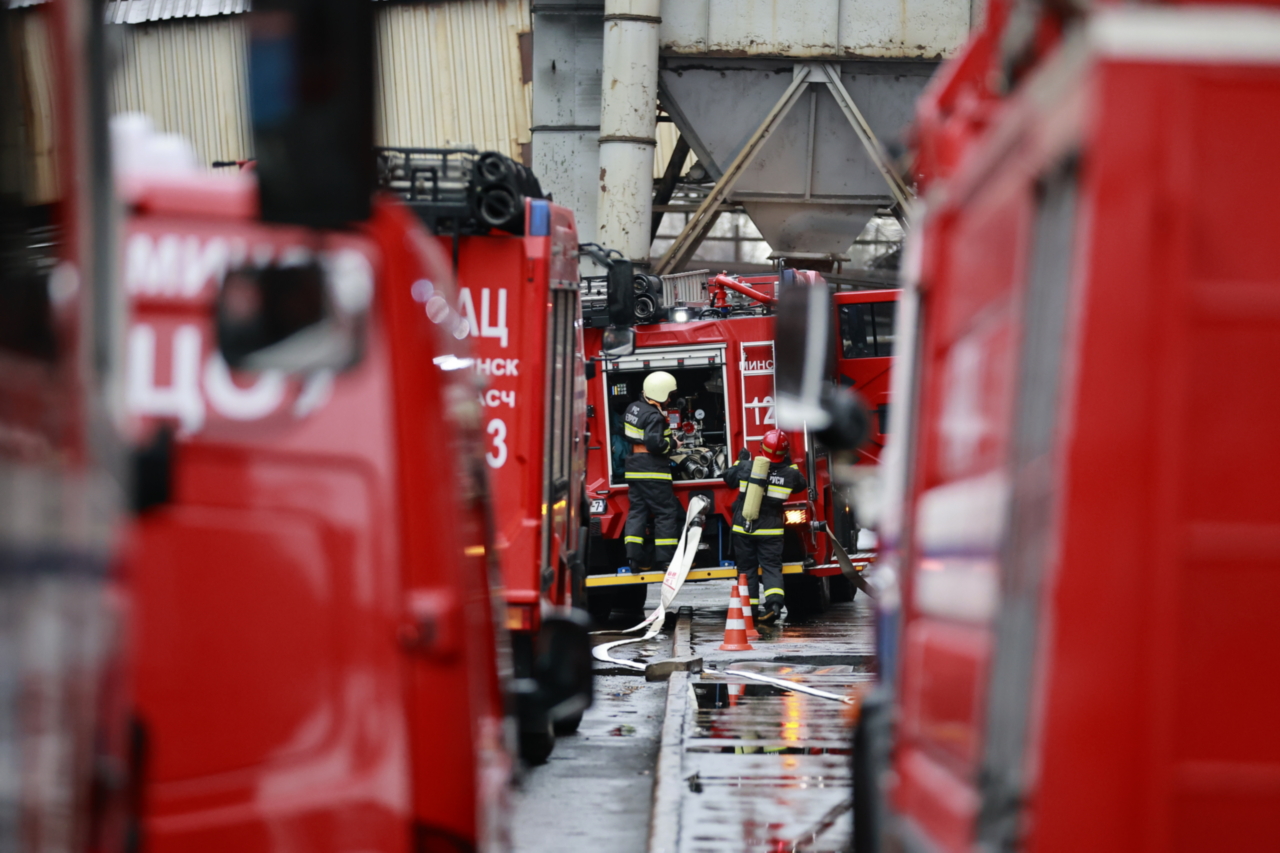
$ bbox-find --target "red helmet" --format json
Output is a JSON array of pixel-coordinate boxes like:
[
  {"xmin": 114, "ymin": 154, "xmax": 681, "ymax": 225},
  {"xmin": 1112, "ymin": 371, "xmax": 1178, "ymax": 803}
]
[{"xmin": 761, "ymin": 429, "xmax": 789, "ymax": 463}]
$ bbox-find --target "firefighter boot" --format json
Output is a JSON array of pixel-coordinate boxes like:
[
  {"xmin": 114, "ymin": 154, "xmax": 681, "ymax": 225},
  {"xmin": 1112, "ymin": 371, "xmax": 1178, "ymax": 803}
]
[{"xmin": 757, "ymin": 599, "xmax": 784, "ymax": 626}]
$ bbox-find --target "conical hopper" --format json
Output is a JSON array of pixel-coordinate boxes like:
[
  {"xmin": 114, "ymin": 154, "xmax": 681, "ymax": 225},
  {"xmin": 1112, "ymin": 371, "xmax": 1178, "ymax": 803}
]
[{"xmin": 659, "ymin": 59, "xmax": 935, "ymax": 256}]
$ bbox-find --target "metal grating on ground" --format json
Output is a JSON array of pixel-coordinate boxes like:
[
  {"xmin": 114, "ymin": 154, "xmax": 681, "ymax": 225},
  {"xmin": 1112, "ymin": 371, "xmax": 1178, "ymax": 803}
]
[{"xmin": 670, "ymin": 583, "xmax": 875, "ymax": 853}]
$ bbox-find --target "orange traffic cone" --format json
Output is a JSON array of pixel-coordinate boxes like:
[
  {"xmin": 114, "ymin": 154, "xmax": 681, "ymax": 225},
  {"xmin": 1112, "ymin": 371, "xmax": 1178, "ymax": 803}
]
[
  {"xmin": 727, "ymin": 682, "xmax": 745, "ymax": 707},
  {"xmin": 719, "ymin": 582, "xmax": 755, "ymax": 651},
  {"xmin": 738, "ymin": 573, "xmax": 760, "ymax": 639}
]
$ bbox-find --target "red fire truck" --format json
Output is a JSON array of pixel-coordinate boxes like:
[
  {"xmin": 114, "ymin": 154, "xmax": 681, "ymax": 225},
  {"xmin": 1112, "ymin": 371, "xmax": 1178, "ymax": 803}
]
[
  {"xmin": 123, "ymin": 176, "xmax": 518, "ymax": 853},
  {"xmin": 581, "ymin": 269, "xmax": 893, "ymax": 620},
  {"xmin": 120, "ymin": 3, "xmax": 589, "ymax": 850},
  {"xmin": 842, "ymin": 1, "xmax": 1280, "ymax": 850},
  {"xmin": 376, "ymin": 147, "xmax": 591, "ymax": 762},
  {"xmin": 0, "ymin": 1, "xmax": 134, "ymax": 849}
]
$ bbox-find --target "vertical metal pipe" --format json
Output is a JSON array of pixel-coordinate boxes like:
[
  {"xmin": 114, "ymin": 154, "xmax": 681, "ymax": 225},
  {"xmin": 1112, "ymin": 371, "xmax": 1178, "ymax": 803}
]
[
  {"xmin": 596, "ymin": 0, "xmax": 660, "ymax": 263},
  {"xmin": 531, "ymin": 6, "xmax": 604, "ymax": 258}
]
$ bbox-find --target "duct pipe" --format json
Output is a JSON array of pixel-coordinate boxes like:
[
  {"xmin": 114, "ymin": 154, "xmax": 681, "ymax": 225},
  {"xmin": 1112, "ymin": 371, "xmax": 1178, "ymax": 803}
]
[
  {"xmin": 710, "ymin": 274, "xmax": 777, "ymax": 307},
  {"xmin": 596, "ymin": 0, "xmax": 660, "ymax": 264}
]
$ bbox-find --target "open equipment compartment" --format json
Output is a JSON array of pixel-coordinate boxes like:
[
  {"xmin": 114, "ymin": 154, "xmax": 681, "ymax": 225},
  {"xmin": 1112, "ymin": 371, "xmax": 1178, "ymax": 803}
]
[{"xmin": 601, "ymin": 344, "xmax": 731, "ymax": 487}]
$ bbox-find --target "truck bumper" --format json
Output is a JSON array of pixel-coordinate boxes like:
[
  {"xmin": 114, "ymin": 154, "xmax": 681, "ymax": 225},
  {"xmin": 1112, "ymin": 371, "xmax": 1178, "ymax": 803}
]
[{"xmin": 583, "ymin": 554, "xmax": 875, "ymax": 587}]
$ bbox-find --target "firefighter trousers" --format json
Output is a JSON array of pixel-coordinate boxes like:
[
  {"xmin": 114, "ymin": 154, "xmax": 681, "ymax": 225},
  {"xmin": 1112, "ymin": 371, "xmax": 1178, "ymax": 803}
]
[
  {"xmin": 624, "ymin": 454, "xmax": 682, "ymax": 567},
  {"xmin": 732, "ymin": 532, "xmax": 785, "ymax": 607}
]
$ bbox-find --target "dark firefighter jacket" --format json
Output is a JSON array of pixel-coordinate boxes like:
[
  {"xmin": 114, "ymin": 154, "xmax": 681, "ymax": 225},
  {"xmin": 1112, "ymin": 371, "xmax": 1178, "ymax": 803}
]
[
  {"xmin": 723, "ymin": 455, "xmax": 808, "ymax": 535},
  {"xmin": 623, "ymin": 399, "xmax": 678, "ymax": 457}
]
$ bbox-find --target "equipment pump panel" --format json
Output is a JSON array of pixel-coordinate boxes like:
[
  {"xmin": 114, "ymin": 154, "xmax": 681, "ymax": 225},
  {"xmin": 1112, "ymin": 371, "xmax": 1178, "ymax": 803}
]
[{"xmin": 602, "ymin": 345, "xmax": 730, "ymax": 486}]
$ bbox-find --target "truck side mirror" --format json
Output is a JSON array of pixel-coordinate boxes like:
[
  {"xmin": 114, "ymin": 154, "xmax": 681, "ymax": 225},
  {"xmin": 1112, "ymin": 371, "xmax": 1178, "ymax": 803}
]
[
  {"xmin": 533, "ymin": 612, "xmax": 594, "ymax": 723},
  {"xmin": 607, "ymin": 259, "xmax": 636, "ymax": 326},
  {"xmin": 248, "ymin": 0, "xmax": 375, "ymax": 228},
  {"xmin": 601, "ymin": 326, "xmax": 635, "ymax": 358},
  {"xmin": 775, "ymin": 277, "xmax": 834, "ymax": 430},
  {"xmin": 215, "ymin": 251, "xmax": 373, "ymax": 372},
  {"xmin": 814, "ymin": 384, "xmax": 871, "ymax": 452}
]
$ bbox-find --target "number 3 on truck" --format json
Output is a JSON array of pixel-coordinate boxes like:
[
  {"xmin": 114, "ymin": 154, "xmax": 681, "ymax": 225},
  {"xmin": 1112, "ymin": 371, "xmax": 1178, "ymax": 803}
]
[{"xmin": 486, "ymin": 418, "xmax": 508, "ymax": 468}]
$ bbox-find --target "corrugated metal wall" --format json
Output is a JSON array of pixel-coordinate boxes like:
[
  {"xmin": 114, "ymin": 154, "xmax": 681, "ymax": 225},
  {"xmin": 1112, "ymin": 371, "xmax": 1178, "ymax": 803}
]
[
  {"xmin": 105, "ymin": 0, "xmax": 251, "ymax": 25},
  {"xmin": 377, "ymin": 0, "xmax": 532, "ymax": 159},
  {"xmin": 110, "ymin": 16, "xmax": 251, "ymax": 166},
  {"xmin": 105, "ymin": 1, "xmax": 674, "ymax": 185},
  {"xmin": 14, "ymin": 7, "xmax": 59, "ymax": 203},
  {"xmin": 654, "ymin": 122, "xmax": 691, "ymax": 180}
]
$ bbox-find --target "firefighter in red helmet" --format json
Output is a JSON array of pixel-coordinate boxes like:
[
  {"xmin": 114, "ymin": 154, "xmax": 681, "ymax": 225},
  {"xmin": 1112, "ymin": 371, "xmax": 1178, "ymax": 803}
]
[{"xmin": 723, "ymin": 429, "xmax": 807, "ymax": 624}]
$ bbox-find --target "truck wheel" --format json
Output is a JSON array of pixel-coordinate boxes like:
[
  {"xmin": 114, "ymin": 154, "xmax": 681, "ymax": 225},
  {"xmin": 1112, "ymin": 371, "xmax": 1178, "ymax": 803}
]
[
  {"xmin": 586, "ymin": 589, "xmax": 613, "ymax": 626},
  {"xmin": 570, "ymin": 568, "xmax": 589, "ymax": 612},
  {"xmin": 572, "ymin": 501, "xmax": 591, "ymax": 612},
  {"xmin": 615, "ymin": 583, "xmax": 648, "ymax": 615},
  {"xmin": 569, "ymin": 526, "xmax": 589, "ymax": 611},
  {"xmin": 785, "ymin": 574, "xmax": 831, "ymax": 620},
  {"xmin": 519, "ymin": 720, "xmax": 555, "ymax": 765},
  {"xmin": 829, "ymin": 574, "xmax": 856, "ymax": 603},
  {"xmin": 553, "ymin": 709, "xmax": 584, "ymax": 735}
]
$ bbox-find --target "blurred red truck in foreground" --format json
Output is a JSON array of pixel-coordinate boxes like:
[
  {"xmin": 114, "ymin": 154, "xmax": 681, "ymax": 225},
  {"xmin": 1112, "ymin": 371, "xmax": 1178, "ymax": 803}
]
[
  {"xmin": 122, "ymin": 171, "xmax": 516, "ymax": 853},
  {"xmin": 116, "ymin": 2, "xmax": 591, "ymax": 850},
  {"xmin": 0, "ymin": 2, "xmax": 132, "ymax": 849},
  {"xmin": 860, "ymin": 3, "xmax": 1280, "ymax": 851}
]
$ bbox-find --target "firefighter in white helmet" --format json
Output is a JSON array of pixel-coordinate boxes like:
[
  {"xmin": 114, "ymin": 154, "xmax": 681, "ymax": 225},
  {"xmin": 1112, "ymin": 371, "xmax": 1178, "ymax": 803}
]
[{"xmin": 622, "ymin": 371, "xmax": 682, "ymax": 572}]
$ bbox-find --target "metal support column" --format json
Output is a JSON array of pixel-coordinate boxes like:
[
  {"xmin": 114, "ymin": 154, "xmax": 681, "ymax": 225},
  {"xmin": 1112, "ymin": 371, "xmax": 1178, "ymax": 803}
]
[{"xmin": 596, "ymin": 0, "xmax": 661, "ymax": 263}]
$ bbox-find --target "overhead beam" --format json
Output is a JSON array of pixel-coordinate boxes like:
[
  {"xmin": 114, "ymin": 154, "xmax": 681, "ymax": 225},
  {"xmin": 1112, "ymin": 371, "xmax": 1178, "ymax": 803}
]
[
  {"xmin": 656, "ymin": 76, "xmax": 723, "ymax": 181},
  {"xmin": 650, "ymin": 134, "xmax": 691, "ymax": 242},
  {"xmin": 819, "ymin": 63, "xmax": 913, "ymax": 212}
]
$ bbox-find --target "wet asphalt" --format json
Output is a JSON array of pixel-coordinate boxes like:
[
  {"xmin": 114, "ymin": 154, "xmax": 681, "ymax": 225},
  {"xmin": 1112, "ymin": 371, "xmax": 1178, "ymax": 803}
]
[
  {"xmin": 511, "ymin": 579, "xmax": 874, "ymax": 853},
  {"xmin": 509, "ymin": 585, "xmax": 668, "ymax": 853}
]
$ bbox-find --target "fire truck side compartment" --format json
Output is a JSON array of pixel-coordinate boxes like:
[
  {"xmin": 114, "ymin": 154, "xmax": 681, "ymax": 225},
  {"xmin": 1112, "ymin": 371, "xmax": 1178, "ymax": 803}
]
[{"xmin": 602, "ymin": 347, "xmax": 731, "ymax": 486}]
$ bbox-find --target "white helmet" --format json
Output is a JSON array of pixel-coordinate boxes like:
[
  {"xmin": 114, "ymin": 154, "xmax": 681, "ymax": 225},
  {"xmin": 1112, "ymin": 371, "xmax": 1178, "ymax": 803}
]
[{"xmin": 643, "ymin": 371, "xmax": 677, "ymax": 404}]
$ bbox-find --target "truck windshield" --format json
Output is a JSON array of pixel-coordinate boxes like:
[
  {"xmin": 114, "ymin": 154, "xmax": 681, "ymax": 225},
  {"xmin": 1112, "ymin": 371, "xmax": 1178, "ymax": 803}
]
[{"xmin": 838, "ymin": 301, "xmax": 895, "ymax": 359}]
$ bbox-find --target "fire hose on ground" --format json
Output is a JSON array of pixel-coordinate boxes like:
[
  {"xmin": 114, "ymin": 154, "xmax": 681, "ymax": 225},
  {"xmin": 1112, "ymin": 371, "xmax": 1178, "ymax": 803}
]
[
  {"xmin": 590, "ymin": 496, "xmax": 876, "ymax": 702},
  {"xmin": 591, "ymin": 496, "xmax": 711, "ymax": 680}
]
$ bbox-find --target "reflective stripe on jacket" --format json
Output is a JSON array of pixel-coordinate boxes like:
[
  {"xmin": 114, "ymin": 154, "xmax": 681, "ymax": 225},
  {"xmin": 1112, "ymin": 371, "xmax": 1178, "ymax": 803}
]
[{"xmin": 624, "ymin": 399, "xmax": 677, "ymax": 456}]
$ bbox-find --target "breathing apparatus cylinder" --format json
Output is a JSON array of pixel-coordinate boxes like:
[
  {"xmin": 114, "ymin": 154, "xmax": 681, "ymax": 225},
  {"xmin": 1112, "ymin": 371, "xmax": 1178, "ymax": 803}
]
[{"xmin": 741, "ymin": 456, "xmax": 771, "ymax": 523}]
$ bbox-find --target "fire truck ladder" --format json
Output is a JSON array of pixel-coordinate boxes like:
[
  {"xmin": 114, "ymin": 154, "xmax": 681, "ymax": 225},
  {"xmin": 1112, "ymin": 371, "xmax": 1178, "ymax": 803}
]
[{"xmin": 740, "ymin": 341, "xmax": 777, "ymax": 443}]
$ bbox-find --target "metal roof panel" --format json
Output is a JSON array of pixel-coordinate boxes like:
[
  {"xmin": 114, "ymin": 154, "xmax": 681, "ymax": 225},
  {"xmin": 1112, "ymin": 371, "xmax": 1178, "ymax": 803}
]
[{"xmin": 105, "ymin": 0, "xmax": 250, "ymax": 25}]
